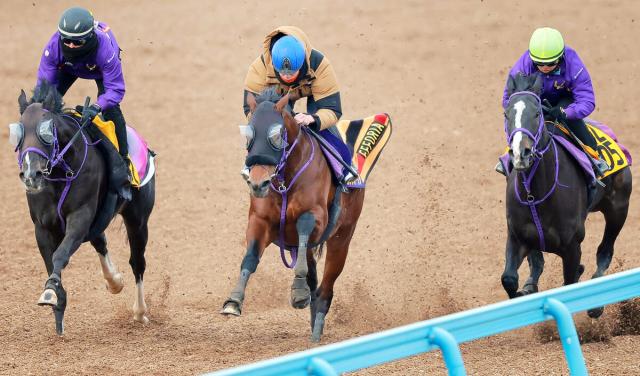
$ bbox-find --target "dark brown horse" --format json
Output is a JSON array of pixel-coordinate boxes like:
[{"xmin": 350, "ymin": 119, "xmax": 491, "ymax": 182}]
[
  {"xmin": 221, "ymin": 88, "xmax": 366, "ymax": 342},
  {"xmin": 11, "ymin": 82, "xmax": 155, "ymax": 335},
  {"xmin": 502, "ymin": 73, "xmax": 632, "ymax": 318}
]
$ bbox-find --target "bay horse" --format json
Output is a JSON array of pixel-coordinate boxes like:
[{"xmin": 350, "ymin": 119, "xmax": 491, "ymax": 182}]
[
  {"xmin": 11, "ymin": 82, "xmax": 155, "ymax": 335},
  {"xmin": 221, "ymin": 88, "xmax": 366, "ymax": 342},
  {"xmin": 502, "ymin": 73, "xmax": 632, "ymax": 318}
]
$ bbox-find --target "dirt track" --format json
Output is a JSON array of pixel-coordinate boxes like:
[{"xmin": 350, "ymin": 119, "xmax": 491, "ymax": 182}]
[{"xmin": 1, "ymin": 1, "xmax": 640, "ymax": 375}]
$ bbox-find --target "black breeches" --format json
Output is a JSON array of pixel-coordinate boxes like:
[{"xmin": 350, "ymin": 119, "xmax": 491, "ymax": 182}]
[
  {"xmin": 56, "ymin": 72, "xmax": 128, "ymax": 157},
  {"xmin": 555, "ymin": 97, "xmax": 597, "ymax": 150}
]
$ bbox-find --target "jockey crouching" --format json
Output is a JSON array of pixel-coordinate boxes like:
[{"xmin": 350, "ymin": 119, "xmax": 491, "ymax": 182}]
[
  {"xmin": 496, "ymin": 27, "xmax": 610, "ymax": 177},
  {"xmin": 37, "ymin": 7, "xmax": 132, "ymax": 201},
  {"xmin": 242, "ymin": 26, "xmax": 356, "ymax": 184}
]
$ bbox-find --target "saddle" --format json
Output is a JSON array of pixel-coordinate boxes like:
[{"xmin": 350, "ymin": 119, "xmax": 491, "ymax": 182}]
[
  {"xmin": 64, "ymin": 109, "xmax": 156, "ymax": 241},
  {"xmin": 65, "ymin": 109, "xmax": 156, "ymax": 187}
]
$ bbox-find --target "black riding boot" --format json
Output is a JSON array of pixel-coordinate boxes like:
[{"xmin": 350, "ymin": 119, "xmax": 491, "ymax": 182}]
[{"xmin": 102, "ymin": 105, "xmax": 132, "ymax": 201}]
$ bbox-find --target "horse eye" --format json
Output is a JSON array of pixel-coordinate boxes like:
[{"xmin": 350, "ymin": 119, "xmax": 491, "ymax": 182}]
[
  {"xmin": 239, "ymin": 125, "xmax": 254, "ymax": 149},
  {"xmin": 268, "ymin": 124, "xmax": 285, "ymax": 149},
  {"xmin": 8, "ymin": 122, "xmax": 24, "ymax": 147},
  {"xmin": 37, "ymin": 119, "xmax": 54, "ymax": 145}
]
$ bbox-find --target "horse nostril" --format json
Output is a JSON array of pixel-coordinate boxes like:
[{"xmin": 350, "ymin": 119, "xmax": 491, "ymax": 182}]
[
  {"xmin": 35, "ymin": 171, "xmax": 43, "ymax": 178},
  {"xmin": 19, "ymin": 172, "xmax": 24, "ymax": 179}
]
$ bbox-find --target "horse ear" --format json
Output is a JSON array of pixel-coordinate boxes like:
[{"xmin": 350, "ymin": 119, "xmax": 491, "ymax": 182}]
[
  {"xmin": 531, "ymin": 74, "xmax": 544, "ymax": 95},
  {"xmin": 506, "ymin": 75, "xmax": 516, "ymax": 96},
  {"xmin": 246, "ymin": 91, "xmax": 257, "ymax": 113},
  {"xmin": 42, "ymin": 89, "xmax": 56, "ymax": 112},
  {"xmin": 18, "ymin": 90, "xmax": 28, "ymax": 114}
]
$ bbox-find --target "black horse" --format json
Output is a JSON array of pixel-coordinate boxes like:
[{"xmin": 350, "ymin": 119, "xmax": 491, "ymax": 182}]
[
  {"xmin": 501, "ymin": 73, "xmax": 632, "ymax": 318},
  {"xmin": 12, "ymin": 82, "xmax": 155, "ymax": 335}
]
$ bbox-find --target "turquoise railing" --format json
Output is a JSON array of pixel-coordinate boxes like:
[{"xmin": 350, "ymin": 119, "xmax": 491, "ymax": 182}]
[{"xmin": 206, "ymin": 268, "xmax": 640, "ymax": 376}]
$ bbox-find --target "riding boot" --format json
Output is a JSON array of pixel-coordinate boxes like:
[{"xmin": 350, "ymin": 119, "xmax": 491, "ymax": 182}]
[{"xmin": 102, "ymin": 105, "xmax": 132, "ymax": 201}]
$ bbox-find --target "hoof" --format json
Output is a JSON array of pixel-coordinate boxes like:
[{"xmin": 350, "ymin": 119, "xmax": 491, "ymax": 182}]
[
  {"xmin": 220, "ymin": 301, "xmax": 242, "ymax": 316},
  {"xmin": 37, "ymin": 288, "xmax": 58, "ymax": 306},
  {"xmin": 105, "ymin": 272, "xmax": 124, "ymax": 294},
  {"xmin": 311, "ymin": 312, "xmax": 326, "ymax": 342},
  {"xmin": 587, "ymin": 306, "xmax": 604, "ymax": 319},
  {"xmin": 133, "ymin": 313, "xmax": 150, "ymax": 324}
]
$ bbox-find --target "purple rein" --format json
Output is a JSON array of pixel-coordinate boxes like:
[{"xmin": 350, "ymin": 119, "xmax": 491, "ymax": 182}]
[
  {"xmin": 17, "ymin": 114, "xmax": 96, "ymax": 232},
  {"xmin": 505, "ymin": 91, "xmax": 561, "ymax": 252},
  {"xmin": 270, "ymin": 126, "xmax": 316, "ymax": 268}
]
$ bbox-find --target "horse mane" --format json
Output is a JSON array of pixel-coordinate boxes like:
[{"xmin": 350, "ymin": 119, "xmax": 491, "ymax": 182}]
[
  {"xmin": 255, "ymin": 87, "xmax": 293, "ymax": 114},
  {"xmin": 30, "ymin": 81, "xmax": 64, "ymax": 113}
]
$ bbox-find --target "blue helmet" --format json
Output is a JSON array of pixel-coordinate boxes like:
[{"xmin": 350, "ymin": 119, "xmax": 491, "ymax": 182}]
[{"xmin": 271, "ymin": 35, "xmax": 305, "ymax": 75}]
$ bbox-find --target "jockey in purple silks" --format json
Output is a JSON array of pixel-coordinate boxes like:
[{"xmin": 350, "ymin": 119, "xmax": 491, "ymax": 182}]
[
  {"xmin": 36, "ymin": 7, "xmax": 131, "ymax": 200},
  {"xmin": 496, "ymin": 27, "xmax": 609, "ymax": 176}
]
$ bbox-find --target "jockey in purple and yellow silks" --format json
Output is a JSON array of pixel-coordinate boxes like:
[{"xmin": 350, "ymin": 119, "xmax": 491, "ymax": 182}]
[
  {"xmin": 242, "ymin": 26, "xmax": 356, "ymax": 183},
  {"xmin": 36, "ymin": 7, "xmax": 131, "ymax": 200},
  {"xmin": 496, "ymin": 27, "xmax": 609, "ymax": 176}
]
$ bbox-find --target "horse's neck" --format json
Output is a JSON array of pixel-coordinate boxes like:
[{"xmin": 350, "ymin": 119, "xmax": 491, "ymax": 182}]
[
  {"xmin": 526, "ymin": 138, "xmax": 557, "ymax": 194},
  {"xmin": 283, "ymin": 128, "xmax": 319, "ymax": 180}
]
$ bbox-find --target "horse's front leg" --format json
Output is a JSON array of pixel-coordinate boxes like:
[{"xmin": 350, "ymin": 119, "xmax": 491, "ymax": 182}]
[
  {"xmin": 37, "ymin": 206, "xmax": 92, "ymax": 335},
  {"xmin": 501, "ymin": 233, "xmax": 528, "ymax": 299},
  {"xmin": 290, "ymin": 212, "xmax": 316, "ymax": 309},
  {"xmin": 221, "ymin": 216, "xmax": 271, "ymax": 316},
  {"xmin": 520, "ymin": 250, "xmax": 544, "ymax": 296}
]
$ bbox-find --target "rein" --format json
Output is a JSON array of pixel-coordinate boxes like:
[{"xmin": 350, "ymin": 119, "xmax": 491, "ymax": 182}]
[
  {"xmin": 506, "ymin": 91, "xmax": 562, "ymax": 252},
  {"xmin": 18, "ymin": 114, "xmax": 98, "ymax": 232},
  {"xmin": 269, "ymin": 126, "xmax": 316, "ymax": 268}
]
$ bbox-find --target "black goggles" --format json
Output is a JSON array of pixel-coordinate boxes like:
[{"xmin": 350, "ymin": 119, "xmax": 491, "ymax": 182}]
[
  {"xmin": 534, "ymin": 59, "xmax": 559, "ymax": 67},
  {"xmin": 61, "ymin": 37, "xmax": 87, "ymax": 46}
]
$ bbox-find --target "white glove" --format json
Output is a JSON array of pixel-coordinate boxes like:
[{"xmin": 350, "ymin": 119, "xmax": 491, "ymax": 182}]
[{"xmin": 294, "ymin": 113, "xmax": 315, "ymax": 126}]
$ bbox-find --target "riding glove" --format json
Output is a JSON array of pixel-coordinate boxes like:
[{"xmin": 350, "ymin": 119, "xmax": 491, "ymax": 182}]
[
  {"xmin": 548, "ymin": 105, "xmax": 567, "ymax": 122},
  {"xmin": 82, "ymin": 103, "xmax": 101, "ymax": 124}
]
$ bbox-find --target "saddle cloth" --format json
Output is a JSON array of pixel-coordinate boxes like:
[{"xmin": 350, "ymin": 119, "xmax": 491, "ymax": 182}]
[
  {"xmin": 65, "ymin": 110, "xmax": 155, "ymax": 187},
  {"xmin": 326, "ymin": 113, "xmax": 392, "ymax": 188},
  {"xmin": 500, "ymin": 119, "xmax": 631, "ymax": 182}
]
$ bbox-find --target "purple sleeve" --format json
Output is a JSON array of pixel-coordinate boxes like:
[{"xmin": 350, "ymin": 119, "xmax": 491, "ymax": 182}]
[
  {"xmin": 96, "ymin": 48, "xmax": 125, "ymax": 110},
  {"xmin": 36, "ymin": 34, "xmax": 61, "ymax": 86},
  {"xmin": 502, "ymin": 52, "xmax": 531, "ymax": 108},
  {"xmin": 563, "ymin": 61, "xmax": 595, "ymax": 120}
]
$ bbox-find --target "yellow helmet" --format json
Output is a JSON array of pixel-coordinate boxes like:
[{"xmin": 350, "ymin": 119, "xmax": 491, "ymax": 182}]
[{"xmin": 529, "ymin": 27, "xmax": 564, "ymax": 63}]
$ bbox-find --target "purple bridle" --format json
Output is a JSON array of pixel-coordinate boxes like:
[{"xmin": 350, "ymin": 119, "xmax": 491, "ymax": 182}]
[
  {"xmin": 17, "ymin": 113, "xmax": 97, "ymax": 232},
  {"xmin": 269, "ymin": 126, "xmax": 316, "ymax": 268},
  {"xmin": 505, "ymin": 91, "xmax": 563, "ymax": 252}
]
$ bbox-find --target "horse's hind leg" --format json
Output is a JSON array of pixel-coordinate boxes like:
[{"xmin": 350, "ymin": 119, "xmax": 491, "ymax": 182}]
[
  {"xmin": 291, "ymin": 212, "xmax": 315, "ymax": 309},
  {"xmin": 588, "ymin": 201, "xmax": 629, "ymax": 318},
  {"xmin": 221, "ymin": 216, "xmax": 271, "ymax": 316},
  {"xmin": 521, "ymin": 250, "xmax": 544, "ymax": 296},
  {"xmin": 501, "ymin": 234, "xmax": 527, "ymax": 299},
  {"xmin": 121, "ymin": 184, "xmax": 155, "ymax": 324},
  {"xmin": 307, "ymin": 251, "xmax": 319, "ymax": 331},
  {"xmin": 90, "ymin": 233, "xmax": 124, "ymax": 294},
  {"xmin": 311, "ymin": 226, "xmax": 352, "ymax": 342}
]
